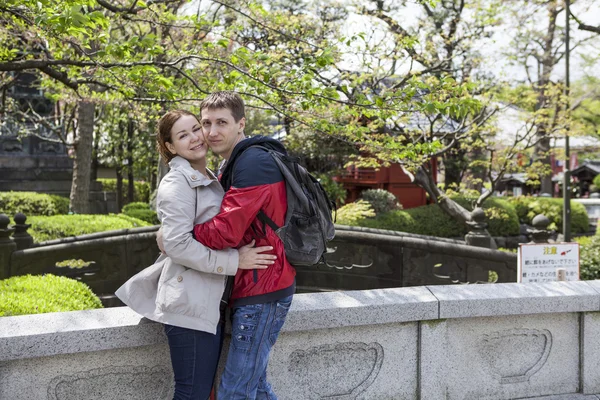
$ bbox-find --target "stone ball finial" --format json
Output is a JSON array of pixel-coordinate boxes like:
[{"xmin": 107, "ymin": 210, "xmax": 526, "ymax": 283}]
[
  {"xmin": 532, "ymin": 214, "xmax": 550, "ymax": 230},
  {"xmin": 0, "ymin": 214, "xmax": 9, "ymax": 229},
  {"xmin": 471, "ymin": 207, "xmax": 486, "ymax": 223},
  {"xmin": 14, "ymin": 213, "xmax": 26, "ymax": 225}
]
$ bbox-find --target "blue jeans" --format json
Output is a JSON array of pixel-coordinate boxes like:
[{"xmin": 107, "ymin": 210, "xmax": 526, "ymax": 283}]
[
  {"xmin": 218, "ymin": 295, "xmax": 293, "ymax": 400},
  {"xmin": 164, "ymin": 323, "xmax": 223, "ymax": 400}
]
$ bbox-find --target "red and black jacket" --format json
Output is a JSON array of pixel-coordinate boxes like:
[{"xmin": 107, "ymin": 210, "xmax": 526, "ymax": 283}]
[{"xmin": 193, "ymin": 136, "xmax": 295, "ymax": 306}]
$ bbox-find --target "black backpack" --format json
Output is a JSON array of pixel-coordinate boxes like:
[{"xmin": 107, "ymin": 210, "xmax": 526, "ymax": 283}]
[{"xmin": 233, "ymin": 145, "xmax": 336, "ymax": 266}]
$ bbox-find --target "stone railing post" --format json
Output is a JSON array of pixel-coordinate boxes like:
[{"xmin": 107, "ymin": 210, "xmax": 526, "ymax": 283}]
[
  {"xmin": 12, "ymin": 213, "xmax": 34, "ymax": 250},
  {"xmin": 465, "ymin": 208, "xmax": 496, "ymax": 249},
  {"xmin": 527, "ymin": 214, "xmax": 552, "ymax": 244},
  {"xmin": 0, "ymin": 214, "xmax": 16, "ymax": 279}
]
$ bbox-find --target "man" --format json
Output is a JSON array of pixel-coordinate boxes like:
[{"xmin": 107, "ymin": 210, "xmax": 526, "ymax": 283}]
[{"xmin": 193, "ymin": 91, "xmax": 295, "ymax": 399}]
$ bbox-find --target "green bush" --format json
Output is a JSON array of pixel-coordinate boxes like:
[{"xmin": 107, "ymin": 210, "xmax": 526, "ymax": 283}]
[
  {"xmin": 97, "ymin": 179, "xmax": 151, "ymax": 203},
  {"xmin": 122, "ymin": 202, "xmax": 151, "ymax": 212},
  {"xmin": 507, "ymin": 197, "xmax": 589, "ymax": 234},
  {"xmin": 0, "ymin": 191, "xmax": 69, "ymax": 216},
  {"xmin": 336, "ymin": 200, "xmax": 375, "ymax": 225},
  {"xmin": 27, "ymin": 214, "xmax": 151, "ymax": 242},
  {"xmin": 451, "ymin": 195, "xmax": 520, "ymax": 237},
  {"xmin": 360, "ymin": 189, "xmax": 401, "ymax": 215},
  {"xmin": 124, "ymin": 209, "xmax": 159, "ymax": 224},
  {"xmin": 578, "ymin": 236, "xmax": 600, "ymax": 280},
  {"xmin": 341, "ymin": 195, "xmax": 520, "ymax": 238},
  {"xmin": 0, "ymin": 274, "xmax": 103, "ymax": 317}
]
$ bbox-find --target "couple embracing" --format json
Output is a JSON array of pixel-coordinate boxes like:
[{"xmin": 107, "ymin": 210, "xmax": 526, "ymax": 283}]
[{"xmin": 116, "ymin": 91, "xmax": 295, "ymax": 400}]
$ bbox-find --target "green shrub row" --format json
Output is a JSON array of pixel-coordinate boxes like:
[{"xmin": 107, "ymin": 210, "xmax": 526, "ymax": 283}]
[
  {"xmin": 0, "ymin": 191, "xmax": 69, "ymax": 216},
  {"xmin": 337, "ymin": 196, "xmax": 590, "ymax": 238},
  {"xmin": 507, "ymin": 197, "xmax": 589, "ymax": 234},
  {"xmin": 28, "ymin": 214, "xmax": 151, "ymax": 242},
  {"xmin": 0, "ymin": 274, "xmax": 103, "ymax": 317},
  {"xmin": 97, "ymin": 179, "xmax": 151, "ymax": 204},
  {"xmin": 340, "ymin": 195, "xmax": 520, "ymax": 237}
]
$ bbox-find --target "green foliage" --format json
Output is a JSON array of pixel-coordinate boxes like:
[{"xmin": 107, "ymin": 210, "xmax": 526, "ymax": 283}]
[
  {"xmin": 336, "ymin": 200, "xmax": 375, "ymax": 225},
  {"xmin": 0, "ymin": 192, "xmax": 69, "ymax": 216},
  {"xmin": 359, "ymin": 205, "xmax": 464, "ymax": 237},
  {"xmin": 507, "ymin": 197, "xmax": 589, "ymax": 234},
  {"xmin": 122, "ymin": 202, "xmax": 151, "ymax": 212},
  {"xmin": 97, "ymin": 179, "xmax": 151, "ymax": 203},
  {"xmin": 578, "ymin": 236, "xmax": 600, "ymax": 280},
  {"xmin": 55, "ymin": 259, "xmax": 96, "ymax": 269},
  {"xmin": 451, "ymin": 196, "xmax": 520, "ymax": 237},
  {"xmin": 121, "ymin": 202, "xmax": 159, "ymax": 224},
  {"xmin": 593, "ymin": 174, "xmax": 600, "ymax": 189},
  {"xmin": 343, "ymin": 195, "xmax": 520, "ymax": 238},
  {"xmin": 0, "ymin": 274, "xmax": 103, "ymax": 317},
  {"xmin": 124, "ymin": 209, "xmax": 159, "ymax": 225},
  {"xmin": 314, "ymin": 173, "xmax": 347, "ymax": 206},
  {"xmin": 27, "ymin": 214, "xmax": 151, "ymax": 242},
  {"xmin": 359, "ymin": 189, "xmax": 402, "ymax": 215}
]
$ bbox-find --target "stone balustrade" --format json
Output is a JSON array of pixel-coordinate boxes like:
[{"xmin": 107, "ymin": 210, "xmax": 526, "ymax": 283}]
[{"xmin": 2, "ymin": 281, "xmax": 600, "ymax": 400}]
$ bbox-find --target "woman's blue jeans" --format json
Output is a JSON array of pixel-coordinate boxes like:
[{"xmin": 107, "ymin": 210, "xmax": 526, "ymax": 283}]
[
  {"xmin": 164, "ymin": 323, "xmax": 223, "ymax": 400},
  {"xmin": 218, "ymin": 295, "xmax": 293, "ymax": 400}
]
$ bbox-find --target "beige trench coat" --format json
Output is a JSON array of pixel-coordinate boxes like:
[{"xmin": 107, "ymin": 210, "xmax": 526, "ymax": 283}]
[{"xmin": 116, "ymin": 156, "xmax": 239, "ymax": 334}]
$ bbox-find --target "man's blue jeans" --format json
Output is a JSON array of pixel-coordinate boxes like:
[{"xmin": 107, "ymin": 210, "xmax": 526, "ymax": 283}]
[
  {"xmin": 218, "ymin": 295, "xmax": 293, "ymax": 400},
  {"xmin": 164, "ymin": 323, "xmax": 223, "ymax": 400}
]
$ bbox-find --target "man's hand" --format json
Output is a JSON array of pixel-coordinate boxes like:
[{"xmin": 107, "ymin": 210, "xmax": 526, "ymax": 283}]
[
  {"xmin": 156, "ymin": 227, "xmax": 166, "ymax": 254},
  {"xmin": 238, "ymin": 240, "xmax": 277, "ymax": 270}
]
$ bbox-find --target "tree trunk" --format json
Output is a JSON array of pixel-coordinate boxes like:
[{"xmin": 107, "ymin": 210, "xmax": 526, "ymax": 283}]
[
  {"xmin": 127, "ymin": 119, "xmax": 135, "ymax": 203},
  {"xmin": 116, "ymin": 167, "xmax": 124, "ymax": 212},
  {"xmin": 69, "ymin": 100, "xmax": 95, "ymax": 214},
  {"xmin": 412, "ymin": 166, "xmax": 472, "ymax": 225},
  {"xmin": 536, "ymin": 135, "xmax": 553, "ymax": 194}
]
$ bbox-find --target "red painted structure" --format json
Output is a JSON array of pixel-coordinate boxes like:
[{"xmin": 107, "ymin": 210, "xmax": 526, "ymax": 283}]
[{"xmin": 336, "ymin": 160, "xmax": 437, "ymax": 209}]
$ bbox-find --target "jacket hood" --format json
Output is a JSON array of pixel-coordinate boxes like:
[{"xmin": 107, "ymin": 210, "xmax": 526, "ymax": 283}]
[{"xmin": 220, "ymin": 136, "xmax": 287, "ymax": 190}]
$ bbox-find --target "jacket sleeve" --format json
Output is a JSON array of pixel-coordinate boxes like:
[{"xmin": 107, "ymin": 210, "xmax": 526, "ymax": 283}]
[
  {"xmin": 192, "ymin": 184, "xmax": 272, "ymax": 249},
  {"xmin": 157, "ymin": 171, "xmax": 238, "ymax": 276}
]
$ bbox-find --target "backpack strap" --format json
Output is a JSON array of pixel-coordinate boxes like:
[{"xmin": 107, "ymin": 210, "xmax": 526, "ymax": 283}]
[{"xmin": 257, "ymin": 210, "xmax": 280, "ymax": 232}]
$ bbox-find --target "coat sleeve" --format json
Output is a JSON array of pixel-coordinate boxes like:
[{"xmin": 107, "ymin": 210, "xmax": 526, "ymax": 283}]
[
  {"xmin": 192, "ymin": 184, "xmax": 272, "ymax": 250},
  {"xmin": 157, "ymin": 171, "xmax": 238, "ymax": 276}
]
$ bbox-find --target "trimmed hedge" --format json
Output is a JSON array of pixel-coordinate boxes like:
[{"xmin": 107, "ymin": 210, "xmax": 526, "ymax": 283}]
[
  {"xmin": 507, "ymin": 197, "xmax": 589, "ymax": 234},
  {"xmin": 97, "ymin": 179, "xmax": 151, "ymax": 203},
  {"xmin": 27, "ymin": 214, "xmax": 151, "ymax": 242},
  {"xmin": 0, "ymin": 191, "xmax": 69, "ymax": 216},
  {"xmin": 360, "ymin": 189, "xmax": 401, "ymax": 215},
  {"xmin": 0, "ymin": 274, "xmax": 103, "ymax": 317},
  {"xmin": 348, "ymin": 195, "xmax": 520, "ymax": 238},
  {"xmin": 122, "ymin": 202, "xmax": 159, "ymax": 224}
]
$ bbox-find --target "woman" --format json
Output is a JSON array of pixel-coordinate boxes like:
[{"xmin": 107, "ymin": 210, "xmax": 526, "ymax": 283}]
[{"xmin": 116, "ymin": 110, "xmax": 276, "ymax": 400}]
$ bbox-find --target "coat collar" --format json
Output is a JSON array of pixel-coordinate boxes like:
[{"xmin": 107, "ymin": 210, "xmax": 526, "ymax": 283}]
[{"xmin": 168, "ymin": 156, "xmax": 217, "ymax": 188}]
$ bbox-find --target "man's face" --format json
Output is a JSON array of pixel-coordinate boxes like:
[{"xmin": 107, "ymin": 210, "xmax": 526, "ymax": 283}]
[{"xmin": 200, "ymin": 107, "xmax": 245, "ymax": 160}]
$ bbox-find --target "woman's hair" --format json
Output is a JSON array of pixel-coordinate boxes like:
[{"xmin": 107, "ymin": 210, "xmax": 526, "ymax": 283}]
[{"xmin": 156, "ymin": 109, "xmax": 198, "ymax": 164}]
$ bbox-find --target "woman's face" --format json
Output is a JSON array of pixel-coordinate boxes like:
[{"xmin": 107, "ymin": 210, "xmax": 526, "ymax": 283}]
[{"xmin": 165, "ymin": 114, "xmax": 207, "ymax": 164}]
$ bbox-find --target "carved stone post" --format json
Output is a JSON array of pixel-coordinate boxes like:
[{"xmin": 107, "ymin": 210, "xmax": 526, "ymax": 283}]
[
  {"xmin": 528, "ymin": 214, "xmax": 552, "ymax": 244},
  {"xmin": 465, "ymin": 208, "xmax": 496, "ymax": 249},
  {"xmin": 0, "ymin": 214, "xmax": 16, "ymax": 279},
  {"xmin": 12, "ymin": 213, "xmax": 34, "ymax": 250}
]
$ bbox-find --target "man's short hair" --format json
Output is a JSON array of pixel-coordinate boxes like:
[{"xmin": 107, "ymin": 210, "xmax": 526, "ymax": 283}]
[{"xmin": 200, "ymin": 91, "xmax": 245, "ymax": 122}]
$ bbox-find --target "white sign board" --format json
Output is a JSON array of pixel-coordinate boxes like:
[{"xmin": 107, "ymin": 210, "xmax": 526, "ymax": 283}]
[{"xmin": 517, "ymin": 243, "xmax": 580, "ymax": 283}]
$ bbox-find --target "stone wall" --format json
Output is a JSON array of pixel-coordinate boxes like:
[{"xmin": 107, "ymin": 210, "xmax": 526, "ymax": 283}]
[{"xmin": 2, "ymin": 281, "xmax": 600, "ymax": 400}]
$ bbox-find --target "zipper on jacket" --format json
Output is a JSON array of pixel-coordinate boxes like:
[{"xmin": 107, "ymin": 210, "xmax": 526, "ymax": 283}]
[{"xmin": 253, "ymin": 269, "xmax": 258, "ymax": 283}]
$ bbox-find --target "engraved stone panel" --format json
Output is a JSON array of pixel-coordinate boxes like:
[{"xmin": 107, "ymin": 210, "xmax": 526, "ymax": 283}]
[
  {"xmin": 289, "ymin": 342, "xmax": 384, "ymax": 399},
  {"xmin": 47, "ymin": 365, "xmax": 171, "ymax": 400},
  {"xmin": 480, "ymin": 329, "xmax": 552, "ymax": 384}
]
